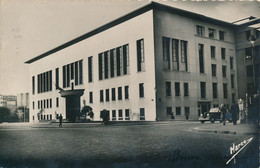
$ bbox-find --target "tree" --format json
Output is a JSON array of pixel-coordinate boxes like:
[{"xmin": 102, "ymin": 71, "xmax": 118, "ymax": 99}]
[
  {"xmin": 0, "ymin": 107, "xmax": 11, "ymax": 123},
  {"xmin": 80, "ymin": 105, "xmax": 93, "ymax": 121}
]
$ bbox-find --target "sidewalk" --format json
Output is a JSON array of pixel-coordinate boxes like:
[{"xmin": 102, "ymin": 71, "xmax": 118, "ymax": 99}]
[{"xmin": 193, "ymin": 122, "xmax": 259, "ymax": 135}]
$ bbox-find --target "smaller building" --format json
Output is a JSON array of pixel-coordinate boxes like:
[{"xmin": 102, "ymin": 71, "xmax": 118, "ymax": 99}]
[{"xmin": 16, "ymin": 93, "xmax": 30, "ymax": 122}]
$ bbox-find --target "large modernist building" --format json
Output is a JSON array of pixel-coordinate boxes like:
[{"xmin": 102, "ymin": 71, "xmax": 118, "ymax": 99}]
[{"xmin": 26, "ymin": 2, "xmax": 239, "ymax": 122}]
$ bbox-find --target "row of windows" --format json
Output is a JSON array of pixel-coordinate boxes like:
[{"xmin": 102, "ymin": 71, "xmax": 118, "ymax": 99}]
[
  {"xmin": 63, "ymin": 60, "xmax": 83, "ymax": 88},
  {"xmin": 196, "ymin": 25, "xmax": 225, "ymax": 40},
  {"xmin": 99, "ymin": 44, "xmax": 129, "ymax": 80},
  {"xmin": 99, "ymin": 85, "xmax": 129, "ymax": 102},
  {"xmin": 210, "ymin": 45, "xmax": 226, "ymax": 60},
  {"xmin": 33, "ymin": 97, "xmax": 59, "ymax": 110},
  {"xmin": 162, "ymin": 37, "xmax": 188, "ymax": 71},
  {"xmin": 104, "ymin": 108, "xmax": 145, "ymax": 121},
  {"xmin": 36, "ymin": 71, "xmax": 52, "ymax": 94},
  {"xmin": 201, "ymin": 82, "xmax": 228, "ymax": 99},
  {"xmin": 165, "ymin": 82, "xmax": 189, "ymax": 97},
  {"xmin": 166, "ymin": 107, "xmax": 189, "ymax": 116}
]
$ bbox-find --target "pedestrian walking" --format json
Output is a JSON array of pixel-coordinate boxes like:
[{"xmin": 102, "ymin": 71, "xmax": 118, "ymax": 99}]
[
  {"xmin": 59, "ymin": 114, "xmax": 63, "ymax": 128},
  {"xmin": 220, "ymin": 104, "xmax": 227, "ymax": 126},
  {"xmin": 231, "ymin": 101, "xmax": 239, "ymax": 125},
  {"xmin": 185, "ymin": 110, "xmax": 190, "ymax": 120}
]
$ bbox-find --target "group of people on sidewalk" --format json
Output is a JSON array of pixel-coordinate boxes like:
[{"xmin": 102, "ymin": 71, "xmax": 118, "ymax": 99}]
[{"xmin": 220, "ymin": 101, "xmax": 239, "ymax": 126}]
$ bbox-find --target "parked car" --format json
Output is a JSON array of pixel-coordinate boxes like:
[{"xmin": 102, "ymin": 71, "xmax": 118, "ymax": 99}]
[{"xmin": 199, "ymin": 108, "xmax": 222, "ymax": 123}]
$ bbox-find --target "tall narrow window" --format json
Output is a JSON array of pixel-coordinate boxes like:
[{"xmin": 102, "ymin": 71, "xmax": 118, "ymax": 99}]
[
  {"xmin": 116, "ymin": 47, "xmax": 121, "ymax": 76},
  {"xmin": 88, "ymin": 56, "xmax": 93, "ymax": 82},
  {"xmin": 33, "ymin": 101, "xmax": 35, "ymax": 110},
  {"xmin": 223, "ymin": 83, "xmax": 228, "ymax": 98},
  {"xmin": 125, "ymin": 86, "xmax": 129, "ymax": 99},
  {"xmin": 163, "ymin": 37, "xmax": 170, "ymax": 69},
  {"xmin": 231, "ymin": 75, "xmax": 235, "ymax": 88},
  {"xmin": 245, "ymin": 47, "xmax": 252, "ymax": 59},
  {"xmin": 71, "ymin": 63, "xmax": 74, "ymax": 80},
  {"xmin": 219, "ymin": 31, "xmax": 225, "ymax": 40},
  {"xmin": 212, "ymin": 64, "xmax": 217, "ymax": 77},
  {"xmin": 63, "ymin": 66, "xmax": 66, "ymax": 88},
  {"xmin": 112, "ymin": 110, "xmax": 116, "ymax": 120},
  {"xmin": 166, "ymin": 82, "xmax": 171, "ymax": 96},
  {"xmin": 172, "ymin": 39, "xmax": 179, "ymax": 70},
  {"xmin": 200, "ymin": 82, "xmax": 206, "ymax": 98},
  {"xmin": 110, "ymin": 50, "xmax": 115, "ymax": 78},
  {"xmin": 49, "ymin": 71, "xmax": 52, "ymax": 91},
  {"xmin": 222, "ymin": 65, "xmax": 227, "ymax": 77},
  {"xmin": 125, "ymin": 109, "xmax": 130, "ymax": 120},
  {"xmin": 100, "ymin": 90, "xmax": 104, "ymax": 102},
  {"xmin": 175, "ymin": 82, "xmax": 180, "ymax": 96},
  {"xmin": 213, "ymin": 83, "xmax": 218, "ymax": 98},
  {"xmin": 89, "ymin": 92, "xmax": 93, "ymax": 103},
  {"xmin": 118, "ymin": 87, "xmax": 122, "ymax": 100},
  {"xmin": 38, "ymin": 101, "xmax": 40, "ymax": 109},
  {"xmin": 230, "ymin": 57, "xmax": 234, "ymax": 69},
  {"xmin": 139, "ymin": 83, "xmax": 144, "ymax": 98},
  {"xmin": 118, "ymin": 110, "xmax": 123, "ymax": 120},
  {"xmin": 47, "ymin": 99, "xmax": 49, "ymax": 108},
  {"xmin": 181, "ymin": 41, "xmax": 187, "ymax": 63},
  {"xmin": 79, "ymin": 60, "xmax": 83, "ymax": 84},
  {"xmin": 210, "ymin": 46, "xmax": 215, "ymax": 59},
  {"xmin": 105, "ymin": 89, "xmax": 109, "ymax": 102},
  {"xmin": 176, "ymin": 107, "xmax": 181, "ymax": 115},
  {"xmin": 167, "ymin": 107, "xmax": 172, "ymax": 115},
  {"xmin": 199, "ymin": 44, "xmax": 204, "ymax": 73},
  {"xmin": 208, "ymin": 28, "xmax": 215, "ymax": 38},
  {"xmin": 66, "ymin": 64, "xmax": 70, "ymax": 87},
  {"xmin": 32, "ymin": 76, "xmax": 35, "ymax": 95},
  {"xmin": 184, "ymin": 83, "xmax": 189, "ymax": 96},
  {"xmin": 221, "ymin": 48, "xmax": 226, "ymax": 60},
  {"xmin": 75, "ymin": 61, "xmax": 78, "ymax": 85},
  {"xmin": 104, "ymin": 51, "xmax": 109, "ymax": 79},
  {"xmin": 140, "ymin": 108, "xmax": 145, "ymax": 120},
  {"xmin": 123, "ymin": 44, "xmax": 129, "ymax": 75},
  {"xmin": 112, "ymin": 88, "xmax": 116, "ymax": 101},
  {"xmin": 196, "ymin": 25, "xmax": 204, "ymax": 36},
  {"xmin": 37, "ymin": 75, "xmax": 40, "ymax": 93},
  {"xmin": 56, "ymin": 97, "xmax": 59, "ymax": 107},
  {"xmin": 98, "ymin": 53, "xmax": 103, "ymax": 80},
  {"xmin": 50, "ymin": 98, "xmax": 52, "ymax": 108},
  {"xmin": 246, "ymin": 65, "xmax": 253, "ymax": 77},
  {"xmin": 137, "ymin": 39, "xmax": 145, "ymax": 72},
  {"xmin": 56, "ymin": 68, "xmax": 59, "ymax": 90}
]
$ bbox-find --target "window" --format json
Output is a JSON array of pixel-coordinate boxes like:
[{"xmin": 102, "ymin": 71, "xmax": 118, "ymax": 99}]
[
  {"xmin": 100, "ymin": 90, "xmax": 104, "ymax": 102},
  {"xmin": 167, "ymin": 107, "xmax": 172, "ymax": 115},
  {"xmin": 213, "ymin": 83, "xmax": 218, "ymax": 98},
  {"xmin": 232, "ymin": 94, "xmax": 235, "ymax": 103},
  {"xmin": 32, "ymin": 76, "xmax": 35, "ymax": 95},
  {"xmin": 112, "ymin": 88, "xmax": 116, "ymax": 101},
  {"xmin": 219, "ymin": 31, "xmax": 225, "ymax": 40},
  {"xmin": 62, "ymin": 66, "xmax": 66, "ymax": 88},
  {"xmin": 245, "ymin": 47, "xmax": 252, "ymax": 59},
  {"xmin": 246, "ymin": 30, "xmax": 251, "ymax": 40},
  {"xmin": 163, "ymin": 37, "xmax": 170, "ymax": 69},
  {"xmin": 199, "ymin": 44, "xmax": 204, "ymax": 73},
  {"xmin": 118, "ymin": 87, "xmax": 122, "ymax": 100},
  {"xmin": 176, "ymin": 107, "xmax": 181, "ymax": 115},
  {"xmin": 125, "ymin": 86, "xmax": 129, "ymax": 99},
  {"xmin": 210, "ymin": 46, "xmax": 215, "ymax": 59},
  {"xmin": 106, "ymin": 89, "xmax": 109, "ymax": 102},
  {"xmin": 247, "ymin": 83, "xmax": 255, "ymax": 94},
  {"xmin": 140, "ymin": 108, "xmax": 145, "ymax": 120},
  {"xmin": 89, "ymin": 92, "xmax": 93, "ymax": 103},
  {"xmin": 123, "ymin": 44, "xmax": 129, "ymax": 75},
  {"xmin": 137, "ymin": 39, "xmax": 145, "ymax": 72},
  {"xmin": 246, "ymin": 65, "xmax": 253, "ymax": 77},
  {"xmin": 231, "ymin": 75, "xmax": 235, "ymax": 89},
  {"xmin": 71, "ymin": 63, "xmax": 74, "ymax": 80},
  {"xmin": 79, "ymin": 60, "xmax": 83, "ymax": 85},
  {"xmin": 175, "ymin": 82, "xmax": 180, "ymax": 96},
  {"xmin": 50, "ymin": 114, "xmax": 52, "ymax": 120},
  {"xmin": 116, "ymin": 47, "xmax": 121, "ymax": 76},
  {"xmin": 125, "ymin": 109, "xmax": 130, "ymax": 120},
  {"xmin": 55, "ymin": 68, "xmax": 59, "ymax": 90},
  {"xmin": 41, "ymin": 100, "xmax": 43, "ymax": 109},
  {"xmin": 196, "ymin": 25, "xmax": 204, "ymax": 36},
  {"xmin": 99, "ymin": 53, "xmax": 103, "ymax": 80},
  {"xmin": 112, "ymin": 110, "xmax": 116, "ymax": 120},
  {"xmin": 222, "ymin": 65, "xmax": 227, "ymax": 77},
  {"xmin": 166, "ymin": 82, "xmax": 171, "ymax": 96},
  {"xmin": 172, "ymin": 39, "xmax": 179, "ymax": 70},
  {"xmin": 184, "ymin": 83, "xmax": 189, "ymax": 96},
  {"xmin": 75, "ymin": 62, "xmax": 78, "ymax": 85},
  {"xmin": 139, "ymin": 83, "xmax": 144, "ymax": 98},
  {"xmin": 110, "ymin": 49, "xmax": 115, "ymax": 78},
  {"xmin": 181, "ymin": 41, "xmax": 188, "ymax": 71},
  {"xmin": 230, "ymin": 57, "xmax": 234, "ymax": 69},
  {"xmin": 104, "ymin": 51, "xmax": 109, "ymax": 79},
  {"xmin": 62, "ymin": 60, "xmax": 82, "ymax": 87},
  {"xmin": 88, "ymin": 56, "xmax": 93, "ymax": 82},
  {"xmin": 38, "ymin": 101, "xmax": 40, "ymax": 109},
  {"xmin": 56, "ymin": 97, "xmax": 59, "ymax": 107},
  {"xmin": 200, "ymin": 82, "xmax": 206, "ymax": 98},
  {"xmin": 33, "ymin": 101, "xmax": 35, "ymax": 110},
  {"xmin": 208, "ymin": 28, "xmax": 215, "ymax": 38},
  {"xmin": 66, "ymin": 64, "xmax": 70, "ymax": 87},
  {"xmin": 221, "ymin": 48, "xmax": 226, "ymax": 59},
  {"xmin": 212, "ymin": 64, "xmax": 217, "ymax": 77},
  {"xmin": 50, "ymin": 99, "xmax": 52, "ymax": 108},
  {"xmin": 223, "ymin": 83, "xmax": 228, "ymax": 98},
  {"xmin": 47, "ymin": 99, "xmax": 49, "ymax": 108},
  {"xmin": 118, "ymin": 110, "xmax": 123, "ymax": 120},
  {"xmin": 44, "ymin": 100, "xmax": 46, "ymax": 109},
  {"xmin": 37, "ymin": 71, "xmax": 52, "ymax": 93}
]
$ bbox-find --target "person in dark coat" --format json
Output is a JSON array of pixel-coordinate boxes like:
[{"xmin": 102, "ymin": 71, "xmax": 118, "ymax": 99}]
[
  {"xmin": 231, "ymin": 101, "xmax": 239, "ymax": 125},
  {"xmin": 59, "ymin": 114, "xmax": 63, "ymax": 128},
  {"xmin": 220, "ymin": 104, "xmax": 227, "ymax": 126}
]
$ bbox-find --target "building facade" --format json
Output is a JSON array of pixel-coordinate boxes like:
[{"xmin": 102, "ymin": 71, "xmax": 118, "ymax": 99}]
[{"xmin": 26, "ymin": 2, "xmax": 238, "ymax": 122}]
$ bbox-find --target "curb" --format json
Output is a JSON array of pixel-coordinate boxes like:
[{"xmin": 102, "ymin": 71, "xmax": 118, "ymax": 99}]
[{"xmin": 192, "ymin": 127, "xmax": 258, "ymax": 135}]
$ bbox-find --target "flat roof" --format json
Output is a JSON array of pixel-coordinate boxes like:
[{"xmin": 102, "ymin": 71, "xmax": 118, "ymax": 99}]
[{"xmin": 25, "ymin": 2, "xmax": 235, "ymax": 64}]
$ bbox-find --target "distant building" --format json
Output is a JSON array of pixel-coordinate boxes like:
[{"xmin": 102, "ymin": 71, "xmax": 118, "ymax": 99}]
[
  {"xmin": 0, "ymin": 94, "xmax": 17, "ymax": 112},
  {"xmin": 16, "ymin": 93, "xmax": 30, "ymax": 122},
  {"xmin": 26, "ymin": 2, "xmax": 241, "ymax": 122}
]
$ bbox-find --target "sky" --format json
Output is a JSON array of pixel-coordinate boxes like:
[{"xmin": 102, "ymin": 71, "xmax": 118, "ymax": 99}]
[{"xmin": 0, "ymin": 0, "xmax": 260, "ymax": 96}]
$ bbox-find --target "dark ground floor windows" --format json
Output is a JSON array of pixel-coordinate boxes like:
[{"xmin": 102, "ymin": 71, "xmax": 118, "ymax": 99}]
[{"xmin": 140, "ymin": 108, "xmax": 145, "ymax": 120}]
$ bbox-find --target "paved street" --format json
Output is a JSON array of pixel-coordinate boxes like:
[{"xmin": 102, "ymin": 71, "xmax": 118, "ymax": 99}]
[{"xmin": 0, "ymin": 121, "xmax": 258, "ymax": 168}]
